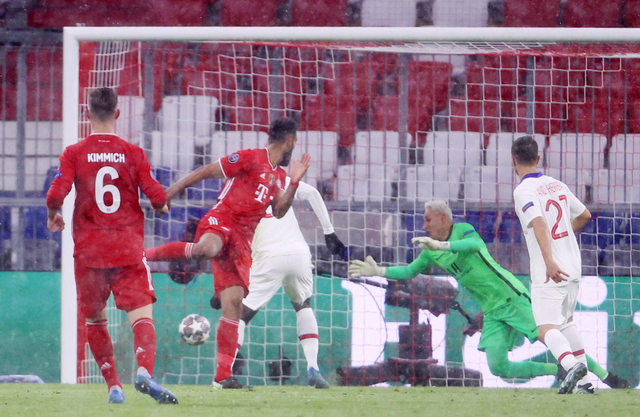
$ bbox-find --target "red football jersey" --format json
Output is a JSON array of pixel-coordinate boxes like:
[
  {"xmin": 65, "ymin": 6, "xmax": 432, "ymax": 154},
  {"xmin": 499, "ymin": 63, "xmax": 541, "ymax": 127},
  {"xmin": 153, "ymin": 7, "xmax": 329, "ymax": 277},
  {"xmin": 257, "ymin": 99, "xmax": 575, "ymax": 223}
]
[
  {"xmin": 215, "ymin": 147, "xmax": 287, "ymax": 231},
  {"xmin": 46, "ymin": 133, "xmax": 166, "ymax": 268}
]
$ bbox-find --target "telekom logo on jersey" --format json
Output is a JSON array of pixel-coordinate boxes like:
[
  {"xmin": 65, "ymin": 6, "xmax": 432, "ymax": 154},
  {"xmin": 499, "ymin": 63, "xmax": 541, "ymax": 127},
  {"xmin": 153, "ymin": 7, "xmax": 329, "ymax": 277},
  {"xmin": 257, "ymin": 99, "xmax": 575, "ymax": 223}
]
[
  {"xmin": 342, "ymin": 276, "xmax": 612, "ymax": 389},
  {"xmin": 254, "ymin": 183, "xmax": 269, "ymax": 203}
]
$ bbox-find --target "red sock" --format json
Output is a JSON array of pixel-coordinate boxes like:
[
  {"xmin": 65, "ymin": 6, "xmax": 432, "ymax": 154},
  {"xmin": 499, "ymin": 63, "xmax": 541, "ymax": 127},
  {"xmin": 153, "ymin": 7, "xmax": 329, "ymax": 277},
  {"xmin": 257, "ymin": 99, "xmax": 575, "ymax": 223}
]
[
  {"xmin": 215, "ymin": 317, "xmax": 240, "ymax": 382},
  {"xmin": 132, "ymin": 318, "xmax": 156, "ymax": 377},
  {"xmin": 86, "ymin": 320, "xmax": 121, "ymax": 389},
  {"xmin": 145, "ymin": 242, "xmax": 193, "ymax": 262}
]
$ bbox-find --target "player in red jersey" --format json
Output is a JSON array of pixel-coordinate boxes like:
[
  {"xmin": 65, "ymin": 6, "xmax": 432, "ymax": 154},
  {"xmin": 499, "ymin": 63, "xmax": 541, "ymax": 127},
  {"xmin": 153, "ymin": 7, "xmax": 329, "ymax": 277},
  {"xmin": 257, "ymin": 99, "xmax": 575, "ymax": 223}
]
[
  {"xmin": 46, "ymin": 88, "xmax": 178, "ymax": 405},
  {"xmin": 145, "ymin": 118, "xmax": 310, "ymax": 388}
]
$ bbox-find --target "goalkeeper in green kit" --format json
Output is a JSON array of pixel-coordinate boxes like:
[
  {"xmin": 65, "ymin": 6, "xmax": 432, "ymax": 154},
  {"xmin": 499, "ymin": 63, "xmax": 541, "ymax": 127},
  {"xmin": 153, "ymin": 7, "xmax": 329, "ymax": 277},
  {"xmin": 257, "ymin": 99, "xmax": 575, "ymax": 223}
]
[{"xmin": 348, "ymin": 200, "xmax": 628, "ymax": 388}]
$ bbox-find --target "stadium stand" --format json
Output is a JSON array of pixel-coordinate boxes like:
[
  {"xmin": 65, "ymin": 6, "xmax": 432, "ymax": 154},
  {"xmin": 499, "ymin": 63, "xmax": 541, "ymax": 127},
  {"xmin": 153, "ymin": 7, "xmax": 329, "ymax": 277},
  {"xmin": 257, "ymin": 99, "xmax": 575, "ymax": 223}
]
[
  {"xmin": 562, "ymin": 0, "xmax": 623, "ymax": 28},
  {"xmin": 503, "ymin": 0, "xmax": 561, "ymax": 27},
  {"xmin": 291, "ymin": 0, "xmax": 348, "ymax": 26},
  {"xmin": 433, "ymin": 0, "xmax": 489, "ymax": 27},
  {"xmin": 361, "ymin": 0, "xmax": 417, "ymax": 27}
]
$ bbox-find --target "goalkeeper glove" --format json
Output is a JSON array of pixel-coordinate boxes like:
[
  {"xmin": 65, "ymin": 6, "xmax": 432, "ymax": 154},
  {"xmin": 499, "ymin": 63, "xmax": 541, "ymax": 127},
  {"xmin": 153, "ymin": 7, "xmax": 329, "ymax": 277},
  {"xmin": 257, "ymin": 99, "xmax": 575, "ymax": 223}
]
[
  {"xmin": 348, "ymin": 256, "xmax": 386, "ymax": 278},
  {"xmin": 325, "ymin": 232, "xmax": 346, "ymax": 255},
  {"xmin": 411, "ymin": 236, "xmax": 450, "ymax": 251}
]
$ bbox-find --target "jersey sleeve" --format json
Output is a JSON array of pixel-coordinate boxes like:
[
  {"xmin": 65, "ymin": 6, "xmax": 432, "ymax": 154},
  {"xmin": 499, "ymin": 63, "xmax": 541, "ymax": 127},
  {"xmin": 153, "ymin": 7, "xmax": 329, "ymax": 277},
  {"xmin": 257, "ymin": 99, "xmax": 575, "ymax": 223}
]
[
  {"xmin": 566, "ymin": 186, "xmax": 587, "ymax": 220},
  {"xmin": 514, "ymin": 185, "xmax": 543, "ymax": 229},
  {"xmin": 295, "ymin": 179, "xmax": 334, "ymax": 234},
  {"xmin": 135, "ymin": 147, "xmax": 167, "ymax": 209},
  {"xmin": 448, "ymin": 223, "xmax": 485, "ymax": 253},
  {"xmin": 46, "ymin": 146, "xmax": 76, "ymax": 211},
  {"xmin": 385, "ymin": 250, "xmax": 433, "ymax": 280},
  {"xmin": 218, "ymin": 149, "xmax": 255, "ymax": 178}
]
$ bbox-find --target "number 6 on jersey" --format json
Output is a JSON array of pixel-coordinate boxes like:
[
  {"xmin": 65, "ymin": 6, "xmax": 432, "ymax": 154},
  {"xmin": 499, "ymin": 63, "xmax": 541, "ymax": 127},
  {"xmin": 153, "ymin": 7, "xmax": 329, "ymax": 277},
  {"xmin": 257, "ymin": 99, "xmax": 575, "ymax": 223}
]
[{"xmin": 95, "ymin": 166, "xmax": 121, "ymax": 214}]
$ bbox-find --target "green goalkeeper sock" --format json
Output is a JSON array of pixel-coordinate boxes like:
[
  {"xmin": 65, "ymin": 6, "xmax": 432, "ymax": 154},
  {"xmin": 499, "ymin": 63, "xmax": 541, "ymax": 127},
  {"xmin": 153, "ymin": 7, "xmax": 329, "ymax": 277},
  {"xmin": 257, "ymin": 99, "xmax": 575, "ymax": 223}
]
[
  {"xmin": 585, "ymin": 354, "xmax": 608, "ymax": 380},
  {"xmin": 485, "ymin": 346, "xmax": 558, "ymax": 379}
]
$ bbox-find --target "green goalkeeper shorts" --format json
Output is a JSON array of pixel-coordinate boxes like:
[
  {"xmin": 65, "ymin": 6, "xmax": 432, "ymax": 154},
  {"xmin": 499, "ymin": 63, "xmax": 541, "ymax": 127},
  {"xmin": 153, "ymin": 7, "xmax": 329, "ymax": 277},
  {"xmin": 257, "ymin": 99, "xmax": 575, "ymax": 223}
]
[{"xmin": 478, "ymin": 295, "xmax": 539, "ymax": 352}]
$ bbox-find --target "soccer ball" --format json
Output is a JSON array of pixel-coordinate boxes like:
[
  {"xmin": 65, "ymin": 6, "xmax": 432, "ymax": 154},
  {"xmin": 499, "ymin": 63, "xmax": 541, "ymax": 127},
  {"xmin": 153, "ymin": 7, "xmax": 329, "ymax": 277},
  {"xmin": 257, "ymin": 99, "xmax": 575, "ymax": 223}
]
[{"xmin": 178, "ymin": 314, "xmax": 211, "ymax": 346}]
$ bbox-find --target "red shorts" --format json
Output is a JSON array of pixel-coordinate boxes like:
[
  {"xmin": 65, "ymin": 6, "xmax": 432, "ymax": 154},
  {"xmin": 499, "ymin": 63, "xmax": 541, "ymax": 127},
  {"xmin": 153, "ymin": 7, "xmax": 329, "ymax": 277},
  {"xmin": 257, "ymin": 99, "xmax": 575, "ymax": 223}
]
[
  {"xmin": 75, "ymin": 258, "xmax": 156, "ymax": 319},
  {"xmin": 195, "ymin": 209, "xmax": 253, "ymax": 297}
]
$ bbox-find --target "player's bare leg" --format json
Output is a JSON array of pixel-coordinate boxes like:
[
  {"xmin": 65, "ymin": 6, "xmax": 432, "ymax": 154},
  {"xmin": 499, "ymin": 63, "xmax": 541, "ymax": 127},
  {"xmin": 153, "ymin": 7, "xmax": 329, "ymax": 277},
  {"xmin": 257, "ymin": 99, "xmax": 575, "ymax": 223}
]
[
  {"xmin": 539, "ymin": 324, "xmax": 586, "ymax": 394},
  {"xmin": 128, "ymin": 304, "xmax": 178, "ymax": 404},
  {"xmin": 145, "ymin": 232, "xmax": 224, "ymax": 262},
  {"xmin": 292, "ymin": 299, "xmax": 329, "ymax": 389},
  {"xmin": 559, "ymin": 317, "xmax": 593, "ymax": 394},
  {"xmin": 86, "ymin": 309, "xmax": 123, "ymax": 404},
  {"xmin": 212, "ymin": 285, "xmax": 248, "ymax": 389}
]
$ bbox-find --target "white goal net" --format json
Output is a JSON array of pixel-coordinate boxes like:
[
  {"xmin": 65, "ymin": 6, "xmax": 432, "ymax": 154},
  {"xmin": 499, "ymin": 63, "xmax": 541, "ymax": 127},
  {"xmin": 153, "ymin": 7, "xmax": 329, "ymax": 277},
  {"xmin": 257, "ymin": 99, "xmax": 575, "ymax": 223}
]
[{"xmin": 63, "ymin": 27, "xmax": 640, "ymax": 389}]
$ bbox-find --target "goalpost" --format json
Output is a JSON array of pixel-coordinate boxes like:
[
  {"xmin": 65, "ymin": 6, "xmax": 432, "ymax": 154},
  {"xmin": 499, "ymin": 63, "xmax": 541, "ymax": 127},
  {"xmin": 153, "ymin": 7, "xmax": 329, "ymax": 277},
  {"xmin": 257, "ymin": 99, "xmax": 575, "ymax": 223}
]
[{"xmin": 62, "ymin": 27, "xmax": 640, "ymax": 387}]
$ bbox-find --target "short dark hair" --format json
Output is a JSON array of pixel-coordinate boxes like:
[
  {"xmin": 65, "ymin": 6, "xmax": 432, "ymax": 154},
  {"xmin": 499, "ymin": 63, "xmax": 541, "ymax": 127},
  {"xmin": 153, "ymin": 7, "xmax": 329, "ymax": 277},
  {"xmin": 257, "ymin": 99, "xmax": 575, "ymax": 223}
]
[
  {"xmin": 89, "ymin": 88, "xmax": 118, "ymax": 121},
  {"xmin": 268, "ymin": 117, "xmax": 297, "ymax": 143},
  {"xmin": 511, "ymin": 136, "xmax": 539, "ymax": 165}
]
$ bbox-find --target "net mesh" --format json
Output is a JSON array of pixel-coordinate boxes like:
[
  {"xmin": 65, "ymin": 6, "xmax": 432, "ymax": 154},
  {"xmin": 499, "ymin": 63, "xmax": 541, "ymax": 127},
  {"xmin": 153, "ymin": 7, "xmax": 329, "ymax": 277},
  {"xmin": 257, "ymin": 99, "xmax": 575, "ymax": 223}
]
[{"xmin": 74, "ymin": 39, "xmax": 639, "ymax": 388}]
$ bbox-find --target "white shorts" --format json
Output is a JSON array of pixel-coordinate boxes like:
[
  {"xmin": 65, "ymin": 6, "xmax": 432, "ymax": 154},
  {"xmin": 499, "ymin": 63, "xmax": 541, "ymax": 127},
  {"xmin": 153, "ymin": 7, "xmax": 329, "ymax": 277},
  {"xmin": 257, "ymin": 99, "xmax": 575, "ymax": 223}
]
[
  {"xmin": 531, "ymin": 280, "xmax": 579, "ymax": 326},
  {"xmin": 244, "ymin": 253, "xmax": 314, "ymax": 311}
]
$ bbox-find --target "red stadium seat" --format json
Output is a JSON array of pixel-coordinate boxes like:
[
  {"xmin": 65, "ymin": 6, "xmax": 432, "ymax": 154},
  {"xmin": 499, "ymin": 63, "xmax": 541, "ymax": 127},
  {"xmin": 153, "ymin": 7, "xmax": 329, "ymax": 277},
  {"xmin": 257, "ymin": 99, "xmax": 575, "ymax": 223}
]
[
  {"xmin": 0, "ymin": 83, "xmax": 17, "ymax": 120},
  {"xmin": 625, "ymin": 0, "xmax": 640, "ymax": 27},
  {"xmin": 324, "ymin": 61, "xmax": 379, "ymax": 112},
  {"xmin": 627, "ymin": 100, "xmax": 640, "ymax": 133},
  {"xmin": 290, "ymin": 0, "xmax": 348, "ymax": 26},
  {"xmin": 336, "ymin": 98, "xmax": 357, "ymax": 147},
  {"xmin": 228, "ymin": 93, "xmax": 270, "ymax": 132},
  {"xmin": 503, "ymin": 101, "xmax": 563, "ymax": 136},
  {"xmin": 221, "ymin": 0, "xmax": 278, "ymax": 26},
  {"xmin": 302, "ymin": 94, "xmax": 356, "ymax": 147},
  {"xmin": 372, "ymin": 95, "xmax": 400, "ymax": 131},
  {"xmin": 504, "ymin": 0, "xmax": 560, "ymax": 27},
  {"xmin": 408, "ymin": 61, "xmax": 452, "ymax": 114},
  {"xmin": 449, "ymin": 100, "xmax": 500, "ymax": 134},
  {"xmin": 301, "ymin": 94, "xmax": 337, "ymax": 131},
  {"xmin": 563, "ymin": 0, "xmax": 623, "ymax": 28},
  {"xmin": 566, "ymin": 100, "xmax": 624, "ymax": 138},
  {"xmin": 30, "ymin": 0, "xmax": 204, "ymax": 27}
]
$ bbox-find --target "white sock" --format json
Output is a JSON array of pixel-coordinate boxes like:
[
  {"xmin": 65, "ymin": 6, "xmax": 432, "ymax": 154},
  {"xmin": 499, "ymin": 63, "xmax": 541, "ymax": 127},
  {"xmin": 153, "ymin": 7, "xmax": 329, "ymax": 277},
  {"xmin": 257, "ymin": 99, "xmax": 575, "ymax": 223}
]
[
  {"xmin": 296, "ymin": 308, "xmax": 319, "ymax": 371},
  {"xmin": 560, "ymin": 323, "xmax": 591, "ymax": 385},
  {"xmin": 544, "ymin": 328, "xmax": 579, "ymax": 371},
  {"xmin": 137, "ymin": 366, "xmax": 151, "ymax": 378},
  {"xmin": 109, "ymin": 385, "xmax": 123, "ymax": 394},
  {"xmin": 237, "ymin": 320, "xmax": 246, "ymax": 352}
]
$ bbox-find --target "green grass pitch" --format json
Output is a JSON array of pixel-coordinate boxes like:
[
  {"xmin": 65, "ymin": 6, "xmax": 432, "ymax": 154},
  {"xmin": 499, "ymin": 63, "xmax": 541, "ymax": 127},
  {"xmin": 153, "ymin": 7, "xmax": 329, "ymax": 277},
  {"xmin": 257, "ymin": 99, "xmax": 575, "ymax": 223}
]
[{"xmin": 1, "ymin": 384, "xmax": 639, "ymax": 417}]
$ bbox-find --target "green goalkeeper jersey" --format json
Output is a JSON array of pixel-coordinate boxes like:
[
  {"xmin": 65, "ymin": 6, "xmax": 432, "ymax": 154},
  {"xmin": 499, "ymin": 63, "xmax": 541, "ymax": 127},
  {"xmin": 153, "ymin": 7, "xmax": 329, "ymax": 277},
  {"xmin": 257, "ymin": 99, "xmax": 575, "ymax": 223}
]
[{"xmin": 385, "ymin": 222, "xmax": 530, "ymax": 314}]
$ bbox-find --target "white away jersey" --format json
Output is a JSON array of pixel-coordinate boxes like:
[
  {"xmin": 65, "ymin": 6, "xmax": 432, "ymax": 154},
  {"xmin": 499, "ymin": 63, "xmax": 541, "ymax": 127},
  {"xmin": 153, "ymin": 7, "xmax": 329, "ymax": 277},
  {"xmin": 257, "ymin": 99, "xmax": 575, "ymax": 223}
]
[
  {"xmin": 513, "ymin": 172, "xmax": 587, "ymax": 287},
  {"xmin": 251, "ymin": 178, "xmax": 334, "ymax": 261}
]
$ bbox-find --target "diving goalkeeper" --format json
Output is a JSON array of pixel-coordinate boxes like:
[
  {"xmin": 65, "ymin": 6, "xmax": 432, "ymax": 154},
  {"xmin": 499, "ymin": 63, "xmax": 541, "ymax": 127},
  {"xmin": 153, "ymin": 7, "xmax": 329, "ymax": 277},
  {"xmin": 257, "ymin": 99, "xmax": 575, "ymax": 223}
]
[{"xmin": 348, "ymin": 200, "xmax": 627, "ymax": 388}]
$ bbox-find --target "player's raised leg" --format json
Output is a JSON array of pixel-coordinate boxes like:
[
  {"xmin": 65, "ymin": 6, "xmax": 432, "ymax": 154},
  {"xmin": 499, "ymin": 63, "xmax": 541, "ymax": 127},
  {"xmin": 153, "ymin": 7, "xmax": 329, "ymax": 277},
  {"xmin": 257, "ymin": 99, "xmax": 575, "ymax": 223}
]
[
  {"xmin": 128, "ymin": 304, "xmax": 178, "ymax": 404},
  {"xmin": 146, "ymin": 232, "xmax": 223, "ymax": 262}
]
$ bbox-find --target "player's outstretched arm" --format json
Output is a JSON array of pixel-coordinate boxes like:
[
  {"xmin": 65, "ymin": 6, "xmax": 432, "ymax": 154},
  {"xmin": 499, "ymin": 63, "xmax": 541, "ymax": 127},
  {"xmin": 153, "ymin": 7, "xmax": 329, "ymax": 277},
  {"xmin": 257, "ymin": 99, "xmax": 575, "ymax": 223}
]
[
  {"xmin": 166, "ymin": 160, "xmax": 225, "ymax": 202},
  {"xmin": 348, "ymin": 253, "xmax": 430, "ymax": 280},
  {"xmin": 295, "ymin": 180, "xmax": 345, "ymax": 255},
  {"xmin": 530, "ymin": 217, "xmax": 569, "ymax": 283},
  {"xmin": 411, "ymin": 236, "xmax": 483, "ymax": 253},
  {"xmin": 571, "ymin": 208, "xmax": 592, "ymax": 232},
  {"xmin": 272, "ymin": 154, "xmax": 311, "ymax": 218}
]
